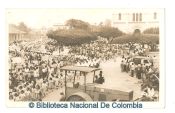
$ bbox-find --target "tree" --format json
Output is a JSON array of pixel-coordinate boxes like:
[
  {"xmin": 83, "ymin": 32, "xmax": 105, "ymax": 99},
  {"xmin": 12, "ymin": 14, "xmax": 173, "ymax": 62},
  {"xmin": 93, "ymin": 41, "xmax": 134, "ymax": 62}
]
[
  {"xmin": 65, "ymin": 19, "xmax": 90, "ymax": 30},
  {"xmin": 47, "ymin": 19, "xmax": 124, "ymax": 45},
  {"xmin": 111, "ymin": 34, "xmax": 159, "ymax": 44},
  {"xmin": 47, "ymin": 29, "xmax": 97, "ymax": 45},
  {"xmin": 134, "ymin": 29, "xmax": 141, "ymax": 34},
  {"xmin": 143, "ymin": 27, "xmax": 159, "ymax": 34},
  {"xmin": 94, "ymin": 26, "xmax": 123, "ymax": 38},
  {"xmin": 98, "ymin": 22, "xmax": 103, "ymax": 27},
  {"xmin": 17, "ymin": 22, "xmax": 31, "ymax": 33}
]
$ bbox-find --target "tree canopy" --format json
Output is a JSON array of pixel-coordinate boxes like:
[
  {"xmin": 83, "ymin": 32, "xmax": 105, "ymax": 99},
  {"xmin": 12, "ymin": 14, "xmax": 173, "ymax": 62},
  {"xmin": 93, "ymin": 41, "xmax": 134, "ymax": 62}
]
[
  {"xmin": 143, "ymin": 27, "xmax": 159, "ymax": 34},
  {"xmin": 65, "ymin": 19, "xmax": 90, "ymax": 30},
  {"xmin": 11, "ymin": 22, "xmax": 31, "ymax": 33},
  {"xmin": 94, "ymin": 26, "xmax": 123, "ymax": 39},
  {"xmin": 47, "ymin": 29, "xmax": 97, "ymax": 45},
  {"xmin": 47, "ymin": 19, "xmax": 124, "ymax": 45},
  {"xmin": 111, "ymin": 34, "xmax": 159, "ymax": 44}
]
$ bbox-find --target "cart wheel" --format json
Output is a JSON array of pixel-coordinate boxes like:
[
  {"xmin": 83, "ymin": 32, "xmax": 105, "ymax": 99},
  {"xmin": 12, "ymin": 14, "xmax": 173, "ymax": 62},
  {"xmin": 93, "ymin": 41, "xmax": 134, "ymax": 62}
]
[{"xmin": 66, "ymin": 92, "xmax": 93, "ymax": 101}]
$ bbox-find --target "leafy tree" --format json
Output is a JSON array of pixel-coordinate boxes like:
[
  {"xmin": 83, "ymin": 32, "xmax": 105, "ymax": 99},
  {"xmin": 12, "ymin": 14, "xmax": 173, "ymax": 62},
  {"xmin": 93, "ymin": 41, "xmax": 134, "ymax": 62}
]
[
  {"xmin": 47, "ymin": 29, "xmax": 97, "ymax": 45},
  {"xmin": 111, "ymin": 34, "xmax": 159, "ymax": 44},
  {"xmin": 17, "ymin": 22, "xmax": 31, "ymax": 33},
  {"xmin": 47, "ymin": 19, "xmax": 124, "ymax": 45},
  {"xmin": 66, "ymin": 19, "xmax": 90, "ymax": 30},
  {"xmin": 143, "ymin": 27, "xmax": 159, "ymax": 34},
  {"xmin": 94, "ymin": 26, "xmax": 123, "ymax": 38}
]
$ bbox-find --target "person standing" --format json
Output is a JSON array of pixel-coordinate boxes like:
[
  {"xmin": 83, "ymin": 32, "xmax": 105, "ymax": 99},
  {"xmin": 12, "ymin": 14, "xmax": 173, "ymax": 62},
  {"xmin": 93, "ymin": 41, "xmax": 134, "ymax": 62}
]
[
  {"xmin": 98, "ymin": 71, "xmax": 105, "ymax": 84},
  {"xmin": 141, "ymin": 64, "xmax": 146, "ymax": 81},
  {"xmin": 126, "ymin": 59, "xmax": 130, "ymax": 73},
  {"xmin": 137, "ymin": 64, "xmax": 142, "ymax": 79},
  {"xmin": 130, "ymin": 63, "xmax": 135, "ymax": 77},
  {"xmin": 120, "ymin": 60, "xmax": 124, "ymax": 72}
]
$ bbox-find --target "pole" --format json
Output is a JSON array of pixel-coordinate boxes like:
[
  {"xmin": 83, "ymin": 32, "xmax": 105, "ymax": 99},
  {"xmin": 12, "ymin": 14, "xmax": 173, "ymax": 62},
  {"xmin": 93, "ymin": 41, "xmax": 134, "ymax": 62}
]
[
  {"xmin": 65, "ymin": 70, "xmax": 67, "ymax": 99},
  {"xmin": 93, "ymin": 71, "xmax": 95, "ymax": 83},
  {"xmin": 73, "ymin": 71, "xmax": 76, "ymax": 86},
  {"xmin": 84, "ymin": 72, "xmax": 86, "ymax": 92}
]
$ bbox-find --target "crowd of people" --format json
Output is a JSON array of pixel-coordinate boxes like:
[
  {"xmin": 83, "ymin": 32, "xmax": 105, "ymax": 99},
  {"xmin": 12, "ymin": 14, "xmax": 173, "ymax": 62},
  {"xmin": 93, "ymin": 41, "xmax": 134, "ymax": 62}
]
[
  {"xmin": 9, "ymin": 56, "xmax": 66, "ymax": 101},
  {"xmin": 8, "ymin": 37, "xmax": 159, "ymax": 101},
  {"xmin": 9, "ymin": 39, "xmax": 65, "ymax": 101},
  {"xmin": 68, "ymin": 38, "xmax": 118, "ymax": 61},
  {"xmin": 120, "ymin": 53, "xmax": 159, "ymax": 101}
]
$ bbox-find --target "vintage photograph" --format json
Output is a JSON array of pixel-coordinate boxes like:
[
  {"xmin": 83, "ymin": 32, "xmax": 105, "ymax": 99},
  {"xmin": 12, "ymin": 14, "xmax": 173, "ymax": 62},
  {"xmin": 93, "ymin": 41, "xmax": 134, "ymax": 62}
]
[{"xmin": 7, "ymin": 9, "xmax": 162, "ymax": 102}]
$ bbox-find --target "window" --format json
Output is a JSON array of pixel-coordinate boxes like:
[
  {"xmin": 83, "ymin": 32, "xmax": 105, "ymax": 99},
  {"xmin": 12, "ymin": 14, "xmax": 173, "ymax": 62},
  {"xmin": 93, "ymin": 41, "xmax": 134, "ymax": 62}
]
[
  {"xmin": 136, "ymin": 13, "xmax": 138, "ymax": 22},
  {"xmin": 133, "ymin": 13, "xmax": 135, "ymax": 21},
  {"xmin": 154, "ymin": 12, "xmax": 157, "ymax": 19},
  {"xmin": 139, "ymin": 13, "xmax": 142, "ymax": 21},
  {"xmin": 118, "ymin": 13, "xmax": 121, "ymax": 20}
]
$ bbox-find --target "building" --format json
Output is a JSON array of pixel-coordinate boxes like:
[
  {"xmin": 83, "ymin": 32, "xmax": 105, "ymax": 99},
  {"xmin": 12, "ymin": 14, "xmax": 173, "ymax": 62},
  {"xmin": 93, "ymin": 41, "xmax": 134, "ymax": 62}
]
[
  {"xmin": 8, "ymin": 25, "xmax": 26, "ymax": 43},
  {"xmin": 112, "ymin": 9, "xmax": 160, "ymax": 33}
]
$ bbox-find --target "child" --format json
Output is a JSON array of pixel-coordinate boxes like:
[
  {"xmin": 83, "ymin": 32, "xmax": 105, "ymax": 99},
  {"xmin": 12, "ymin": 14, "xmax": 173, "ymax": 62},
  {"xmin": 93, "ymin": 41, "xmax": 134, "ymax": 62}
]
[
  {"xmin": 9, "ymin": 92, "xmax": 13, "ymax": 100},
  {"xmin": 19, "ymin": 90, "xmax": 25, "ymax": 101},
  {"xmin": 35, "ymin": 85, "xmax": 42, "ymax": 101},
  {"xmin": 30, "ymin": 83, "xmax": 36, "ymax": 100},
  {"xmin": 48, "ymin": 77, "xmax": 54, "ymax": 91},
  {"xmin": 13, "ymin": 93, "xmax": 19, "ymax": 101},
  {"xmin": 25, "ymin": 87, "xmax": 31, "ymax": 100},
  {"xmin": 41, "ymin": 80, "xmax": 48, "ymax": 97},
  {"xmin": 17, "ymin": 85, "xmax": 23, "ymax": 94},
  {"xmin": 58, "ymin": 74, "xmax": 64, "ymax": 88},
  {"xmin": 34, "ymin": 67, "xmax": 39, "ymax": 81},
  {"xmin": 54, "ymin": 76, "xmax": 59, "ymax": 89},
  {"xmin": 18, "ymin": 73, "xmax": 24, "ymax": 84},
  {"xmin": 37, "ymin": 78, "xmax": 43, "ymax": 89}
]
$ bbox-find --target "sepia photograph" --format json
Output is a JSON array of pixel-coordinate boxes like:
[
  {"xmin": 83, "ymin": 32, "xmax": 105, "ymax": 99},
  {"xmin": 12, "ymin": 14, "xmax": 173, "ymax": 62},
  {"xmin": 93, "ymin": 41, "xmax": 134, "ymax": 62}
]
[{"xmin": 6, "ymin": 8, "xmax": 163, "ymax": 103}]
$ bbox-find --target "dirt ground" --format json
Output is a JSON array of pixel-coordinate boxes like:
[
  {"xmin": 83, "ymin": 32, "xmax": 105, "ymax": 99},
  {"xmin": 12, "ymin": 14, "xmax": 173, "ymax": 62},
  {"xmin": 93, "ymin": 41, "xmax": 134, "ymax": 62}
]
[{"xmin": 100, "ymin": 57, "xmax": 142, "ymax": 100}]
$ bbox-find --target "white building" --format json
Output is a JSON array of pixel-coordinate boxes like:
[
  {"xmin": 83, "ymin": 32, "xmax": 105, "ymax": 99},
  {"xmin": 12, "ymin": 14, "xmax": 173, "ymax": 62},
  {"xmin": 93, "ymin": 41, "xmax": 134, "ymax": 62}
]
[
  {"xmin": 9, "ymin": 25, "xmax": 26, "ymax": 43},
  {"xmin": 112, "ymin": 9, "xmax": 161, "ymax": 33}
]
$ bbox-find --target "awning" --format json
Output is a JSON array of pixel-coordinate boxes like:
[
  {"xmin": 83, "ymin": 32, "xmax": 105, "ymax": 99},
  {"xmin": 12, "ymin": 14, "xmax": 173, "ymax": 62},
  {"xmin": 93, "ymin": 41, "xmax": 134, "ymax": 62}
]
[{"xmin": 60, "ymin": 66, "xmax": 101, "ymax": 73}]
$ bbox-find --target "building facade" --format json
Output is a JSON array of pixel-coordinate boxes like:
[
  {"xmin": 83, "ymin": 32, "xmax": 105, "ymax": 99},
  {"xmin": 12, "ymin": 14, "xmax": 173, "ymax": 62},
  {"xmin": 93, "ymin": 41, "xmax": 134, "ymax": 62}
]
[
  {"xmin": 9, "ymin": 25, "xmax": 26, "ymax": 43},
  {"xmin": 112, "ymin": 9, "xmax": 160, "ymax": 33}
]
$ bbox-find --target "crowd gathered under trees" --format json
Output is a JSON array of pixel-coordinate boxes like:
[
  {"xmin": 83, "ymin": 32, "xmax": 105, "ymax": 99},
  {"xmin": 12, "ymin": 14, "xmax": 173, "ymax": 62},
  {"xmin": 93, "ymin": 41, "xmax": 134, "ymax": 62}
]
[{"xmin": 9, "ymin": 37, "xmax": 159, "ymax": 101}]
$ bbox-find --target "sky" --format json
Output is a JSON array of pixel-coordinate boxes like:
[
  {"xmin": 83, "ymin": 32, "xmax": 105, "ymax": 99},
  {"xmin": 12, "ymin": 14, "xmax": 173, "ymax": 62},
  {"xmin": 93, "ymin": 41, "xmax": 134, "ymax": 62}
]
[
  {"xmin": 6, "ymin": 9, "xmax": 116, "ymax": 29},
  {"xmin": 6, "ymin": 8, "xmax": 161, "ymax": 29}
]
